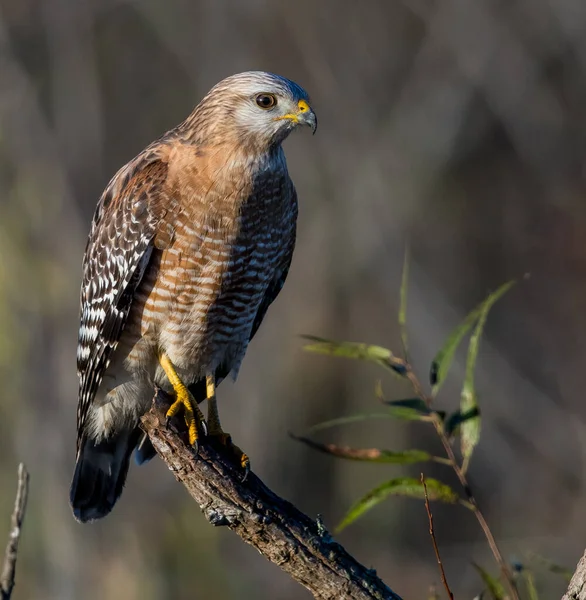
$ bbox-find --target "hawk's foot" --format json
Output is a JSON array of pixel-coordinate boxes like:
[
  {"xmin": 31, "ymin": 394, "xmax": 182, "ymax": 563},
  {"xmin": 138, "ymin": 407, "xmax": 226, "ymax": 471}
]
[
  {"xmin": 160, "ymin": 354, "xmax": 207, "ymax": 449},
  {"xmin": 165, "ymin": 388, "xmax": 207, "ymax": 450},
  {"xmin": 208, "ymin": 430, "xmax": 250, "ymax": 481}
]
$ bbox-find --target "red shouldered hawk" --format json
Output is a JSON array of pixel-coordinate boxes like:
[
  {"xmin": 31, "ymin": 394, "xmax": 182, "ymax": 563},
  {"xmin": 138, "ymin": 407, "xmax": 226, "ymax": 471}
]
[{"xmin": 70, "ymin": 72, "xmax": 316, "ymax": 522}]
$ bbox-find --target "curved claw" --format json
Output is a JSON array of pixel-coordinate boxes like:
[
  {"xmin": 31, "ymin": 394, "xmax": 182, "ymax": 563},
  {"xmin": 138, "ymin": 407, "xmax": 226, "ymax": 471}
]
[
  {"xmin": 240, "ymin": 462, "xmax": 250, "ymax": 483},
  {"xmin": 164, "ymin": 390, "xmax": 206, "ymax": 447}
]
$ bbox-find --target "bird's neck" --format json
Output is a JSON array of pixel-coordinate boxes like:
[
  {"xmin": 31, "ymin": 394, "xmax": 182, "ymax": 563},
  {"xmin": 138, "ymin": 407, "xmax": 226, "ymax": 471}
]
[
  {"xmin": 200, "ymin": 139, "xmax": 287, "ymax": 179},
  {"xmin": 167, "ymin": 141, "xmax": 288, "ymax": 209}
]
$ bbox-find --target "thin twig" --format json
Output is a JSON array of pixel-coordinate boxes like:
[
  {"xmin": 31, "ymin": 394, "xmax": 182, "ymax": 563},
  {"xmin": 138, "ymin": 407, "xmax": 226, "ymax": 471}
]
[
  {"xmin": 431, "ymin": 414, "xmax": 518, "ymax": 599},
  {"xmin": 1, "ymin": 463, "xmax": 29, "ymax": 600},
  {"xmin": 421, "ymin": 473, "xmax": 454, "ymax": 600},
  {"xmin": 405, "ymin": 367, "xmax": 519, "ymax": 600},
  {"xmin": 141, "ymin": 391, "xmax": 403, "ymax": 600}
]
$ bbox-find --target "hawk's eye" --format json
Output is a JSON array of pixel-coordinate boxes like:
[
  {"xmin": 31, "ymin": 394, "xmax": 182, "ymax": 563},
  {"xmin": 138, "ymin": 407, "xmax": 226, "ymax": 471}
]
[{"xmin": 255, "ymin": 94, "xmax": 277, "ymax": 109}]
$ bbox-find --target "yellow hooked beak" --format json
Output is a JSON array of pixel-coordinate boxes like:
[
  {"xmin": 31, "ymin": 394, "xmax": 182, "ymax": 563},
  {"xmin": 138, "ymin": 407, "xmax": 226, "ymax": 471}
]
[{"xmin": 275, "ymin": 99, "xmax": 317, "ymax": 134}]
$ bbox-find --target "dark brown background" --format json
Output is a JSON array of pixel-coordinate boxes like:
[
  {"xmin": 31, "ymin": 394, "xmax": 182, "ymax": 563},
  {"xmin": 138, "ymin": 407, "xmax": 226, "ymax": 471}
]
[{"xmin": 0, "ymin": 0, "xmax": 585, "ymax": 598}]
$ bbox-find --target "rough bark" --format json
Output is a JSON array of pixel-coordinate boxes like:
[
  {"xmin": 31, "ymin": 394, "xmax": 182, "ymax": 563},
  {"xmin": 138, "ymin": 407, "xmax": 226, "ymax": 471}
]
[
  {"xmin": 141, "ymin": 394, "xmax": 403, "ymax": 600},
  {"xmin": 563, "ymin": 550, "xmax": 586, "ymax": 600}
]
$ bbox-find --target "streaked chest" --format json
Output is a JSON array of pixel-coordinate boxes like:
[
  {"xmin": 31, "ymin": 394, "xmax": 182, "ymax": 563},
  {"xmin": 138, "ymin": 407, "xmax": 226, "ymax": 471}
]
[{"xmin": 139, "ymin": 149, "xmax": 295, "ymax": 335}]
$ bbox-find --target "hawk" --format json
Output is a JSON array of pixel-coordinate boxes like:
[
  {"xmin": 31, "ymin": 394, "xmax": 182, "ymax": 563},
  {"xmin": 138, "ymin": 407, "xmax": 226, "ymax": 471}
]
[{"xmin": 70, "ymin": 71, "xmax": 316, "ymax": 522}]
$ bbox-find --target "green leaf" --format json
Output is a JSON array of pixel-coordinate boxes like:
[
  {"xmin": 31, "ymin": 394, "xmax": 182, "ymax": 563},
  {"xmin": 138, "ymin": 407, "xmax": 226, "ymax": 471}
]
[
  {"xmin": 375, "ymin": 383, "xmax": 435, "ymax": 421},
  {"xmin": 461, "ymin": 281, "xmax": 515, "ymax": 467},
  {"xmin": 460, "ymin": 389, "xmax": 480, "ymax": 469},
  {"xmin": 430, "ymin": 311, "xmax": 481, "ymax": 393},
  {"xmin": 399, "ymin": 246, "xmax": 410, "ymax": 358},
  {"xmin": 430, "ymin": 280, "xmax": 515, "ymax": 395},
  {"xmin": 444, "ymin": 406, "xmax": 481, "ymax": 437},
  {"xmin": 303, "ymin": 336, "xmax": 392, "ymax": 361},
  {"xmin": 291, "ymin": 435, "xmax": 433, "ymax": 464},
  {"xmin": 302, "ymin": 336, "xmax": 407, "ymax": 376},
  {"xmin": 383, "ymin": 397, "xmax": 434, "ymax": 421},
  {"xmin": 473, "ymin": 563, "xmax": 506, "ymax": 600},
  {"xmin": 336, "ymin": 477, "xmax": 459, "ymax": 532},
  {"xmin": 304, "ymin": 412, "xmax": 397, "ymax": 434},
  {"xmin": 522, "ymin": 569, "xmax": 539, "ymax": 600}
]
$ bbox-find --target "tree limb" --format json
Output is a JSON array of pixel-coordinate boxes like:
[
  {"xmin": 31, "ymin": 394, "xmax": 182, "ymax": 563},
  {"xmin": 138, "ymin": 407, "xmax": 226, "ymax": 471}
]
[
  {"xmin": 563, "ymin": 549, "xmax": 586, "ymax": 600},
  {"xmin": 1, "ymin": 463, "xmax": 29, "ymax": 600},
  {"xmin": 140, "ymin": 393, "xmax": 403, "ymax": 600}
]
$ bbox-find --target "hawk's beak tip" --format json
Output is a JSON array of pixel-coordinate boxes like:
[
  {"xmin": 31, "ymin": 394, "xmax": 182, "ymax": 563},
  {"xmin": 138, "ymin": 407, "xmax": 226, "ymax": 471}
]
[
  {"xmin": 303, "ymin": 111, "xmax": 317, "ymax": 135},
  {"xmin": 296, "ymin": 99, "xmax": 317, "ymax": 134}
]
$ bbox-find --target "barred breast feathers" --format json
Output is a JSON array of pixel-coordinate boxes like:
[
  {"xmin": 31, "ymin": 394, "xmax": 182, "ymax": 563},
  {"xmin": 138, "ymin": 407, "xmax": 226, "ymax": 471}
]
[{"xmin": 76, "ymin": 127, "xmax": 293, "ymax": 446}]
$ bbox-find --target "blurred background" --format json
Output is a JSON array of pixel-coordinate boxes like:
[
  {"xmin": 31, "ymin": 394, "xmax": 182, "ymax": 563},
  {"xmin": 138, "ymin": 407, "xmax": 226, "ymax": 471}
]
[{"xmin": 0, "ymin": 0, "xmax": 585, "ymax": 597}]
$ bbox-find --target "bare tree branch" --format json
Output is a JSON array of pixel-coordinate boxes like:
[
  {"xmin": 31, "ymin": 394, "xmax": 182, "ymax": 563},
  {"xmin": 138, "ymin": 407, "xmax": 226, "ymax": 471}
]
[
  {"xmin": 140, "ymin": 393, "xmax": 403, "ymax": 600},
  {"xmin": 563, "ymin": 549, "xmax": 586, "ymax": 600},
  {"xmin": 421, "ymin": 473, "xmax": 453, "ymax": 600},
  {"xmin": 1, "ymin": 463, "xmax": 29, "ymax": 600}
]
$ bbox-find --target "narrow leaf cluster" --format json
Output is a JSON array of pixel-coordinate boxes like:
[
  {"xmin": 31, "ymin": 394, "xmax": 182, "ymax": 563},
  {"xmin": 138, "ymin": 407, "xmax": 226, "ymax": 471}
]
[{"xmin": 295, "ymin": 251, "xmax": 535, "ymax": 598}]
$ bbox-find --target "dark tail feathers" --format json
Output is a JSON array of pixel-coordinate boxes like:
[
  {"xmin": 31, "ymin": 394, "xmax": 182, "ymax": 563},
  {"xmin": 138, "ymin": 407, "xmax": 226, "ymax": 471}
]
[{"xmin": 70, "ymin": 428, "xmax": 141, "ymax": 523}]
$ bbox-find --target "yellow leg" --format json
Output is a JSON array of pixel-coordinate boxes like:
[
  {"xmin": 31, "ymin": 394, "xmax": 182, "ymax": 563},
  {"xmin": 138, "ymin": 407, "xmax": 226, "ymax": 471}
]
[
  {"xmin": 160, "ymin": 354, "xmax": 207, "ymax": 449},
  {"xmin": 206, "ymin": 374, "xmax": 221, "ymax": 435},
  {"xmin": 206, "ymin": 372, "xmax": 250, "ymax": 478}
]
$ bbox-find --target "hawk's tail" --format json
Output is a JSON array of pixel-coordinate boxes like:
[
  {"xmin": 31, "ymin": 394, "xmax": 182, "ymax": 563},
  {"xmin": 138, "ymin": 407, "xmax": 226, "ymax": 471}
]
[{"xmin": 70, "ymin": 428, "xmax": 140, "ymax": 523}]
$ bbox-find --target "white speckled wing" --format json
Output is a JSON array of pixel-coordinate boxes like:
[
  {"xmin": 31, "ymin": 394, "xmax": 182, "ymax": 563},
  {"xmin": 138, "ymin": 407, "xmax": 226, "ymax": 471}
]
[{"xmin": 76, "ymin": 152, "xmax": 169, "ymax": 448}]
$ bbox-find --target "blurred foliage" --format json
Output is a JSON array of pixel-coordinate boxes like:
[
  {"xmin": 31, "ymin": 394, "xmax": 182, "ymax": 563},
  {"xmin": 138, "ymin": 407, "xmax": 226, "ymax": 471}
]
[
  {"xmin": 296, "ymin": 267, "xmax": 573, "ymax": 597},
  {"xmin": 473, "ymin": 562, "xmax": 507, "ymax": 599}
]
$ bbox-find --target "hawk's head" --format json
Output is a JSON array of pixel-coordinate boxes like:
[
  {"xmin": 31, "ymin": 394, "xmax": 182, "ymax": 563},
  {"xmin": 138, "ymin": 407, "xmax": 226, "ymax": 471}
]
[{"xmin": 191, "ymin": 71, "xmax": 317, "ymax": 148}]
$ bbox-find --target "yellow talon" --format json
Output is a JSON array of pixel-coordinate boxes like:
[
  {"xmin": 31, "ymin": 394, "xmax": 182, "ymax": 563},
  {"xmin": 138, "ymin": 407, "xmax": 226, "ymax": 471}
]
[
  {"xmin": 206, "ymin": 372, "xmax": 250, "ymax": 479},
  {"xmin": 166, "ymin": 391, "xmax": 199, "ymax": 447},
  {"xmin": 240, "ymin": 452, "xmax": 250, "ymax": 480},
  {"xmin": 160, "ymin": 354, "xmax": 206, "ymax": 448}
]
